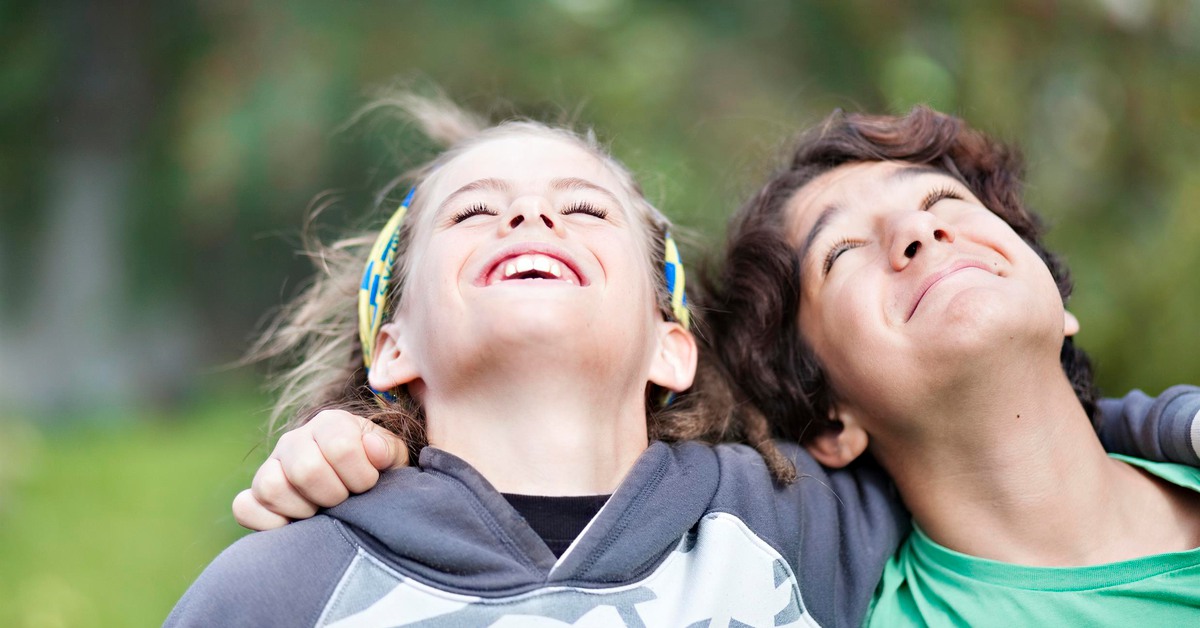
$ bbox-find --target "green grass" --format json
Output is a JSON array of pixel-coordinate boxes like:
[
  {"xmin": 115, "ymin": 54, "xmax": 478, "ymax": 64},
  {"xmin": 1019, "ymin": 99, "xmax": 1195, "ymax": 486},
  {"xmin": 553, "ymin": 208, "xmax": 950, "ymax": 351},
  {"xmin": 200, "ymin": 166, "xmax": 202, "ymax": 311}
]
[{"xmin": 0, "ymin": 399, "xmax": 271, "ymax": 627}]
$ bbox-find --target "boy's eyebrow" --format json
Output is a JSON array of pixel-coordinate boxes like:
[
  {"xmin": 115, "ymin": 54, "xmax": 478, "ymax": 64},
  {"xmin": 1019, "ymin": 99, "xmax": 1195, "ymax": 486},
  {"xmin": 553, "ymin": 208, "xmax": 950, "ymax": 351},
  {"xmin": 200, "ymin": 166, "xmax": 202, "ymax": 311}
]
[
  {"xmin": 798, "ymin": 165, "xmax": 949, "ymax": 267},
  {"xmin": 551, "ymin": 177, "xmax": 622, "ymax": 206},
  {"xmin": 890, "ymin": 164, "xmax": 946, "ymax": 181},
  {"xmin": 798, "ymin": 203, "xmax": 841, "ymax": 272}
]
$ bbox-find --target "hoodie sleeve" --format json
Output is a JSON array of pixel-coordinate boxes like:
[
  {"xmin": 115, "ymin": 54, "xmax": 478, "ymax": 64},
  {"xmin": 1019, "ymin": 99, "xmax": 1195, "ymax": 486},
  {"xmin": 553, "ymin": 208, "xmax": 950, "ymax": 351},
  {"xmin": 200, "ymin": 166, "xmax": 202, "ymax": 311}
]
[
  {"xmin": 164, "ymin": 517, "xmax": 358, "ymax": 628},
  {"xmin": 789, "ymin": 450, "xmax": 910, "ymax": 628},
  {"xmin": 1095, "ymin": 386, "xmax": 1200, "ymax": 466},
  {"xmin": 710, "ymin": 443, "xmax": 910, "ymax": 628}
]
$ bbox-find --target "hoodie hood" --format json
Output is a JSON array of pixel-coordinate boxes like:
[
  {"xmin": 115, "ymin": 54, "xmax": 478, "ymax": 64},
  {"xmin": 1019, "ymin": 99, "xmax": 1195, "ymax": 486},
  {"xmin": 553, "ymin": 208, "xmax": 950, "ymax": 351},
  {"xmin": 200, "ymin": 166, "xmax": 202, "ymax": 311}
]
[{"xmin": 324, "ymin": 441, "xmax": 721, "ymax": 594}]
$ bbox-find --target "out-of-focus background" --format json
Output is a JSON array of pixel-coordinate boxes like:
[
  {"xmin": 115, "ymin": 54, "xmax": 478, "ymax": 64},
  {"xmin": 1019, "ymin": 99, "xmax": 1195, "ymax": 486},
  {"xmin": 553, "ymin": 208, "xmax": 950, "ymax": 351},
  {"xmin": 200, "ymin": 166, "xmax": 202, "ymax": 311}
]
[{"xmin": 1, "ymin": 1, "xmax": 1197, "ymax": 625}]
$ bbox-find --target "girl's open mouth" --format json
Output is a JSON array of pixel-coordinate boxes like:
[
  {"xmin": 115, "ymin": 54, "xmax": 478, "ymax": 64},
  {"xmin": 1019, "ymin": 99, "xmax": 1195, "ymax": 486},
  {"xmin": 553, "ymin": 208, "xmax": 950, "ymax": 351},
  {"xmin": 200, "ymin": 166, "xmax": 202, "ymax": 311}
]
[{"xmin": 483, "ymin": 250, "xmax": 585, "ymax": 286}]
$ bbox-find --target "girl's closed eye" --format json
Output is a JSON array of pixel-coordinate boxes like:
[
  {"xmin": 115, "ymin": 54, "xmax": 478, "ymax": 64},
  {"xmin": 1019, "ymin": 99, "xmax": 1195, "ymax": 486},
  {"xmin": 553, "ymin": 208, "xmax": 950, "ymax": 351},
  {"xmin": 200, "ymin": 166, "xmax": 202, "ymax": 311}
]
[
  {"xmin": 451, "ymin": 203, "xmax": 497, "ymax": 224},
  {"xmin": 561, "ymin": 201, "xmax": 608, "ymax": 220},
  {"xmin": 823, "ymin": 238, "xmax": 863, "ymax": 275}
]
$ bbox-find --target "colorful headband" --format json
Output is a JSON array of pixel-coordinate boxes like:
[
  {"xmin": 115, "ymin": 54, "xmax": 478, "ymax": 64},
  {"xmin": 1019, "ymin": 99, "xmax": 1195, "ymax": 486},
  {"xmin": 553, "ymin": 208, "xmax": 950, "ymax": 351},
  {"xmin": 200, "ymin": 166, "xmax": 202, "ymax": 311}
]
[
  {"xmin": 358, "ymin": 187, "xmax": 415, "ymax": 378},
  {"xmin": 357, "ymin": 187, "xmax": 690, "ymax": 402},
  {"xmin": 663, "ymin": 233, "xmax": 689, "ymax": 330}
]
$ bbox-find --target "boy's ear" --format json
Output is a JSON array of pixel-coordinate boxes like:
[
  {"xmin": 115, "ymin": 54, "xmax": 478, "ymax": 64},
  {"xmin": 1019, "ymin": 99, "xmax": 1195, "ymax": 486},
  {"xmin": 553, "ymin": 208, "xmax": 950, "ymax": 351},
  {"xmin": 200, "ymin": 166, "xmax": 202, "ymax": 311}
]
[
  {"xmin": 1063, "ymin": 310, "xmax": 1080, "ymax": 337},
  {"xmin": 647, "ymin": 321, "xmax": 697, "ymax": 393},
  {"xmin": 805, "ymin": 405, "xmax": 870, "ymax": 469},
  {"xmin": 367, "ymin": 322, "xmax": 421, "ymax": 391}
]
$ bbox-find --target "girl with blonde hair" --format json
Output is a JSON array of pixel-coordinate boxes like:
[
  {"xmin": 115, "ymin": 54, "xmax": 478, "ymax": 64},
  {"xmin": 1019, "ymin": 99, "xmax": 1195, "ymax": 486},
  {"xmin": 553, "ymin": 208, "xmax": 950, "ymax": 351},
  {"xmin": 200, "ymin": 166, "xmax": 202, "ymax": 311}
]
[{"xmin": 169, "ymin": 95, "xmax": 907, "ymax": 627}]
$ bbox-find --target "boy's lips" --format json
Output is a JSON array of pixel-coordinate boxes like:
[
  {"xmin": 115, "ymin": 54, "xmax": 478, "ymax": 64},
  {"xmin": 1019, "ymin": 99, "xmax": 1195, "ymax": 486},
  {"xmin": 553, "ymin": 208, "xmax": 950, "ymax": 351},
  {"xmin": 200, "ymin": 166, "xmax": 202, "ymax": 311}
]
[
  {"xmin": 479, "ymin": 245, "xmax": 586, "ymax": 286},
  {"xmin": 905, "ymin": 260, "xmax": 993, "ymax": 321}
]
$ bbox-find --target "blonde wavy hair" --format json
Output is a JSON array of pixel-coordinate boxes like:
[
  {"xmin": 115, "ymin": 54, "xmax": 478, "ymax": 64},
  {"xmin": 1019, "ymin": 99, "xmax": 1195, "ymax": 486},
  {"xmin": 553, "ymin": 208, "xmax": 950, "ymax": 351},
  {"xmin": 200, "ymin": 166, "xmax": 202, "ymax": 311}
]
[{"xmin": 249, "ymin": 90, "xmax": 795, "ymax": 480}]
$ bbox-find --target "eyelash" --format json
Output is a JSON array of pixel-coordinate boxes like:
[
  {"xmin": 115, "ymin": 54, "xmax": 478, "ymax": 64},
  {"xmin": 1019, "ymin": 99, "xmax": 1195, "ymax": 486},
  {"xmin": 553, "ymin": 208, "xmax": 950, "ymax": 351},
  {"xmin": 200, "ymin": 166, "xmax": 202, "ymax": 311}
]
[
  {"xmin": 562, "ymin": 201, "xmax": 608, "ymax": 219},
  {"xmin": 822, "ymin": 238, "xmax": 862, "ymax": 275},
  {"xmin": 922, "ymin": 186, "xmax": 963, "ymax": 210},
  {"xmin": 819, "ymin": 186, "xmax": 962, "ymax": 275},
  {"xmin": 453, "ymin": 201, "xmax": 609, "ymax": 224},
  {"xmin": 451, "ymin": 203, "xmax": 497, "ymax": 223}
]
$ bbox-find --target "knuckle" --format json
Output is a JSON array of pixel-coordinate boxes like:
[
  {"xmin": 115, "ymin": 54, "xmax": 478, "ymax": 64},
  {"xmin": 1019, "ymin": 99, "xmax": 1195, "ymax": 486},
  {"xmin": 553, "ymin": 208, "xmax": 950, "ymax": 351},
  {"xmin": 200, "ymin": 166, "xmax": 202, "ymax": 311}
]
[
  {"xmin": 274, "ymin": 430, "xmax": 301, "ymax": 452},
  {"xmin": 321, "ymin": 434, "xmax": 363, "ymax": 466},
  {"xmin": 312, "ymin": 484, "xmax": 349, "ymax": 508},
  {"xmin": 287, "ymin": 456, "xmax": 327, "ymax": 488},
  {"xmin": 312, "ymin": 408, "xmax": 353, "ymax": 428},
  {"xmin": 253, "ymin": 467, "xmax": 291, "ymax": 504},
  {"xmin": 344, "ymin": 468, "xmax": 380, "ymax": 494},
  {"xmin": 291, "ymin": 501, "xmax": 318, "ymax": 519}
]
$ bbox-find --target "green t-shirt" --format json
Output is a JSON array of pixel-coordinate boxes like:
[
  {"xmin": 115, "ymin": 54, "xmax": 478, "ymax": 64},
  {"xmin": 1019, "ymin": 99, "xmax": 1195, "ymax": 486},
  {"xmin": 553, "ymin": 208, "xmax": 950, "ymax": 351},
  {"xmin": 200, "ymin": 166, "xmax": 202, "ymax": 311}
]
[{"xmin": 865, "ymin": 455, "xmax": 1200, "ymax": 627}]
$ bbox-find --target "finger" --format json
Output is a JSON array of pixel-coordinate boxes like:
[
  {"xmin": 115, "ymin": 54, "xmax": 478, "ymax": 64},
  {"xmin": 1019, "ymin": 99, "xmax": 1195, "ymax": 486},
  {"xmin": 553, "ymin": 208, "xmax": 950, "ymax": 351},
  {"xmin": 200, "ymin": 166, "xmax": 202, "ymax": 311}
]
[
  {"xmin": 363, "ymin": 425, "xmax": 411, "ymax": 471},
  {"xmin": 250, "ymin": 457, "xmax": 319, "ymax": 520},
  {"xmin": 278, "ymin": 436, "xmax": 351, "ymax": 508},
  {"xmin": 310, "ymin": 417, "xmax": 380, "ymax": 494},
  {"xmin": 232, "ymin": 489, "xmax": 290, "ymax": 531}
]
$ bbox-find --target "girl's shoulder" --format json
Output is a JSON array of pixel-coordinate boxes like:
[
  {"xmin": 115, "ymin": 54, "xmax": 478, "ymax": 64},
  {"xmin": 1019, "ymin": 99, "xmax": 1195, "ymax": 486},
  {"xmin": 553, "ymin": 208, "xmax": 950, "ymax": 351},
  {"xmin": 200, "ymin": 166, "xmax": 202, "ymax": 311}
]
[{"xmin": 166, "ymin": 516, "xmax": 357, "ymax": 627}]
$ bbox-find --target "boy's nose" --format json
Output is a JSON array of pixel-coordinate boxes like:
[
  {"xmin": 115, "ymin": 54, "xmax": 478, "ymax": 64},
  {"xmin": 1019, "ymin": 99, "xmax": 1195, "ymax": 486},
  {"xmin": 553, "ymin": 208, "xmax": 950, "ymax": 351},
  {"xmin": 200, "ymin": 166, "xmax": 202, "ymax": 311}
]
[{"xmin": 888, "ymin": 212, "xmax": 955, "ymax": 271}]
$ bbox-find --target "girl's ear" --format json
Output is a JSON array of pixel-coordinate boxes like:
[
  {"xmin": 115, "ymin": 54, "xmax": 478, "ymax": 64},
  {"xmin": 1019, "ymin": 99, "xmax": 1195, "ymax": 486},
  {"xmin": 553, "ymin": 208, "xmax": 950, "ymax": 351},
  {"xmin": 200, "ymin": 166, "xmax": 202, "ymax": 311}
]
[
  {"xmin": 1063, "ymin": 310, "xmax": 1080, "ymax": 337},
  {"xmin": 805, "ymin": 405, "xmax": 870, "ymax": 469},
  {"xmin": 367, "ymin": 322, "xmax": 421, "ymax": 391},
  {"xmin": 647, "ymin": 321, "xmax": 697, "ymax": 393}
]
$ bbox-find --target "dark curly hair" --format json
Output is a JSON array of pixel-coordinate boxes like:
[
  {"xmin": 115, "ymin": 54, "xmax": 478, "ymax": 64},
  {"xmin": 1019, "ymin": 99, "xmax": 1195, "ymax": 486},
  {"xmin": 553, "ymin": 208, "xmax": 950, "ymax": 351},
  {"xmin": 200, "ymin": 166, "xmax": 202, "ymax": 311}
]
[{"xmin": 701, "ymin": 106, "xmax": 1098, "ymax": 446}]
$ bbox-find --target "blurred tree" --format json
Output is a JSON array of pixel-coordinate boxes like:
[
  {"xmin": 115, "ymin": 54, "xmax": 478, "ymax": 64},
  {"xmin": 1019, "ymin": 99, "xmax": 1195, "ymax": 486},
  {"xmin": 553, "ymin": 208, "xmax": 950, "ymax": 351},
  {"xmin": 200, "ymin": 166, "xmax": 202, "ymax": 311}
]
[{"xmin": 4, "ymin": 0, "xmax": 152, "ymax": 412}]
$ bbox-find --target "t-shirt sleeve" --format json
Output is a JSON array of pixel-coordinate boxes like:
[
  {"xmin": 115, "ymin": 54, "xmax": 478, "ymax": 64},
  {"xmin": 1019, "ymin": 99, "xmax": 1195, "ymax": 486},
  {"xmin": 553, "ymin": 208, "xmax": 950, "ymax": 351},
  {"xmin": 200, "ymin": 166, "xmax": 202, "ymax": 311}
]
[
  {"xmin": 164, "ymin": 517, "xmax": 358, "ymax": 627},
  {"xmin": 1095, "ymin": 386, "xmax": 1200, "ymax": 466}
]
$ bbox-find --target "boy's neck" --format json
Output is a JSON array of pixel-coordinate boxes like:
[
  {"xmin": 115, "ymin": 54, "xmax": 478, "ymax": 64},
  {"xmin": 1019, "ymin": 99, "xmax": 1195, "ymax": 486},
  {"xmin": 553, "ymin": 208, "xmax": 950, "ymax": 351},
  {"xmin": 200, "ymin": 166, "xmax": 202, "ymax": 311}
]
[
  {"xmin": 419, "ymin": 375, "xmax": 651, "ymax": 496},
  {"xmin": 882, "ymin": 363, "xmax": 1200, "ymax": 566}
]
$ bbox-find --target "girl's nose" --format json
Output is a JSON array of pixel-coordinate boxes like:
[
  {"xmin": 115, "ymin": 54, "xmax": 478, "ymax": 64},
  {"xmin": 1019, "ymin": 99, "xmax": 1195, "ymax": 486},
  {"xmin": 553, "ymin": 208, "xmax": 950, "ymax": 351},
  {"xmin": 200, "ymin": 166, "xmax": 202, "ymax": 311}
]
[
  {"xmin": 501, "ymin": 196, "xmax": 562, "ymax": 236},
  {"xmin": 507, "ymin": 213, "xmax": 554, "ymax": 230}
]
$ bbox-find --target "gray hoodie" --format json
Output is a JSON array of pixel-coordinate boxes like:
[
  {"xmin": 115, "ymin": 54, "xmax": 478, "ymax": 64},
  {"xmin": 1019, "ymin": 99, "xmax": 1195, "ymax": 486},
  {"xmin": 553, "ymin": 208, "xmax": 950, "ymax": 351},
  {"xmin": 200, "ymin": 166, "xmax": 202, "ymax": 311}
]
[{"xmin": 168, "ymin": 441, "xmax": 906, "ymax": 627}]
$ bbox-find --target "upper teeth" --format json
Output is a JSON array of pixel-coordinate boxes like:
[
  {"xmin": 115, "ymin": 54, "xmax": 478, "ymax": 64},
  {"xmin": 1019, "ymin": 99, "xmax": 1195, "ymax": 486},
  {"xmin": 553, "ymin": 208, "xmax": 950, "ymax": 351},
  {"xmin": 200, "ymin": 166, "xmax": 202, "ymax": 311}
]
[{"xmin": 503, "ymin": 254, "xmax": 565, "ymax": 279}]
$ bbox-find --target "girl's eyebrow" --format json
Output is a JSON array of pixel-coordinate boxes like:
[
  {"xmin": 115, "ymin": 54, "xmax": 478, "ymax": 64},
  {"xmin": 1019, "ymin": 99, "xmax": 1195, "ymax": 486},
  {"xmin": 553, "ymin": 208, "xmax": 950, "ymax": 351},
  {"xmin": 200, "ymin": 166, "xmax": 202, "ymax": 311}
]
[
  {"xmin": 550, "ymin": 177, "xmax": 622, "ymax": 206},
  {"xmin": 436, "ymin": 177, "xmax": 621, "ymax": 214},
  {"xmin": 438, "ymin": 178, "xmax": 512, "ymax": 212}
]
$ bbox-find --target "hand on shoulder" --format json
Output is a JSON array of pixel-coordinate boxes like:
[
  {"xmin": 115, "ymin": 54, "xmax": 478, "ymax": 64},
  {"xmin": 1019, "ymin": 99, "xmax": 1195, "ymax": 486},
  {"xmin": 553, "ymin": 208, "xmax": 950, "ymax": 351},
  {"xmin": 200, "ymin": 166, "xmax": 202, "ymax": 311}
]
[{"xmin": 232, "ymin": 409, "xmax": 410, "ymax": 530}]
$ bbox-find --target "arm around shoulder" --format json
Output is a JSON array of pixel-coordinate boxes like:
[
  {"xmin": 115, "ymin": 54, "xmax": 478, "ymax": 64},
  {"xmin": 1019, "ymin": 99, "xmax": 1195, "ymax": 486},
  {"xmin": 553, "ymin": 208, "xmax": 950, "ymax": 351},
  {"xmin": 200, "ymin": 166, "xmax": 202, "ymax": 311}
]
[{"xmin": 1095, "ymin": 385, "xmax": 1200, "ymax": 466}]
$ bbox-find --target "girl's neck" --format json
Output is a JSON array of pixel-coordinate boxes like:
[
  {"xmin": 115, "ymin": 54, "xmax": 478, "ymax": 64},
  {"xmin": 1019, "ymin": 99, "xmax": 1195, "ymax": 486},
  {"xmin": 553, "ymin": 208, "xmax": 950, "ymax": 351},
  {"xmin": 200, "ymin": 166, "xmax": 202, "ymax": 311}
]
[
  {"xmin": 883, "ymin": 365, "xmax": 1200, "ymax": 566},
  {"xmin": 419, "ymin": 375, "xmax": 650, "ymax": 496}
]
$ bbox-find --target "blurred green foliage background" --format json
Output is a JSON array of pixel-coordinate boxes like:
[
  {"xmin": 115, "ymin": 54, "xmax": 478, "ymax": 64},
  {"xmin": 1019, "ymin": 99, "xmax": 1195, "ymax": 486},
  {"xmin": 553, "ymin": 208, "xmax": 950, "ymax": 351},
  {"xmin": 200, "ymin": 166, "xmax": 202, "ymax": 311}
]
[{"xmin": 1, "ymin": 0, "xmax": 1197, "ymax": 625}]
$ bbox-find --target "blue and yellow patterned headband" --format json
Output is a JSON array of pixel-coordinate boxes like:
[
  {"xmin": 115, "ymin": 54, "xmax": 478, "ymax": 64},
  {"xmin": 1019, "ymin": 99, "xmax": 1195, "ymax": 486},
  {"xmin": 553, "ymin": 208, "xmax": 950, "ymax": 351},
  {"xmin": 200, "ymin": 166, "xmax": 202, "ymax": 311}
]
[
  {"xmin": 357, "ymin": 187, "xmax": 690, "ymax": 400},
  {"xmin": 662, "ymin": 233, "xmax": 689, "ymax": 330},
  {"xmin": 358, "ymin": 187, "xmax": 415, "ymax": 374}
]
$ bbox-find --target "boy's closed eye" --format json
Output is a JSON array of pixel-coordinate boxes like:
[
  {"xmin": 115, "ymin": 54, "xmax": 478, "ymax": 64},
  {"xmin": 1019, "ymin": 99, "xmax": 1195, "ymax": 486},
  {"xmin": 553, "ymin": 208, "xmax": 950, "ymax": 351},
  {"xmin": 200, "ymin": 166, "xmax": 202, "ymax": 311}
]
[{"xmin": 823, "ymin": 238, "xmax": 865, "ymax": 275}]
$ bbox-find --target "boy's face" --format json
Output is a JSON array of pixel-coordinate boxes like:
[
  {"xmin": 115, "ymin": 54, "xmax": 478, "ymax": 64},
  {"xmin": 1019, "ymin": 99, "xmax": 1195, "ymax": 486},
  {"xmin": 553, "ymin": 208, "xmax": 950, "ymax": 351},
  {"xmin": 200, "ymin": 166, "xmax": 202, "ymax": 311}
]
[
  {"xmin": 786, "ymin": 161, "xmax": 1071, "ymax": 437},
  {"xmin": 391, "ymin": 133, "xmax": 666, "ymax": 394}
]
